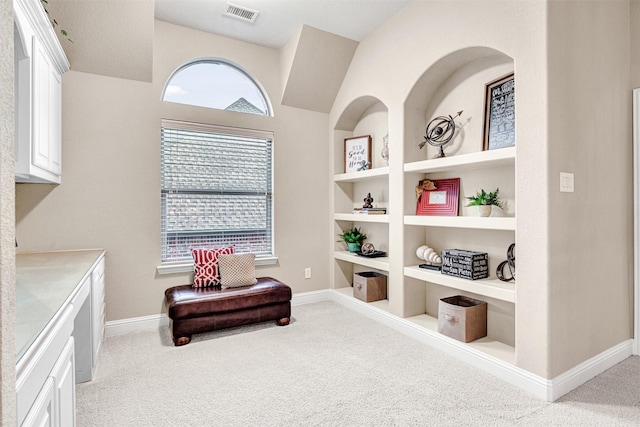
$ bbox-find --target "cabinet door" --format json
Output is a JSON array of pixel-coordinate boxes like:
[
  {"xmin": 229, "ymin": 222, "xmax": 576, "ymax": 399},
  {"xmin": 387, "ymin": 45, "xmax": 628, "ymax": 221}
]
[
  {"xmin": 49, "ymin": 71, "xmax": 62, "ymax": 175},
  {"xmin": 30, "ymin": 35, "xmax": 62, "ymax": 179},
  {"xmin": 31, "ymin": 35, "xmax": 51, "ymax": 173},
  {"xmin": 91, "ymin": 258, "xmax": 105, "ymax": 366},
  {"xmin": 51, "ymin": 338, "xmax": 75, "ymax": 427},
  {"xmin": 21, "ymin": 377, "xmax": 56, "ymax": 427}
]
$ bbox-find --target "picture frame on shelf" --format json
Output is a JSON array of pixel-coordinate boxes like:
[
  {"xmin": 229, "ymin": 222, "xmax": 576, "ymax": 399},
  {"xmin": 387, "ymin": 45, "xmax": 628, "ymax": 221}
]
[
  {"xmin": 416, "ymin": 178, "xmax": 460, "ymax": 216},
  {"xmin": 344, "ymin": 135, "xmax": 372, "ymax": 173},
  {"xmin": 482, "ymin": 73, "xmax": 515, "ymax": 151}
]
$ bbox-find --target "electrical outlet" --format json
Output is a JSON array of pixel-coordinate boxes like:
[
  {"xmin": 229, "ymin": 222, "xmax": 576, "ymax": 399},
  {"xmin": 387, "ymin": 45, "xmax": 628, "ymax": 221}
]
[{"xmin": 304, "ymin": 268, "xmax": 311, "ymax": 279}]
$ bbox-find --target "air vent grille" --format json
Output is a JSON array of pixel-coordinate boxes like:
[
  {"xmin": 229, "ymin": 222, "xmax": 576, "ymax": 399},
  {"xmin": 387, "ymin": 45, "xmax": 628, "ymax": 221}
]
[{"xmin": 225, "ymin": 3, "xmax": 259, "ymax": 23}]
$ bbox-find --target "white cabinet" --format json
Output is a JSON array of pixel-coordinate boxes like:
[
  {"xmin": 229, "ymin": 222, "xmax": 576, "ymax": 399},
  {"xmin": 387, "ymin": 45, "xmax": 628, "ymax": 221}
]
[
  {"xmin": 74, "ymin": 256, "xmax": 105, "ymax": 383},
  {"xmin": 16, "ymin": 306, "xmax": 74, "ymax": 427},
  {"xmin": 91, "ymin": 258, "xmax": 106, "ymax": 367},
  {"xmin": 14, "ymin": 0, "xmax": 69, "ymax": 184},
  {"xmin": 21, "ymin": 338, "xmax": 76, "ymax": 427},
  {"xmin": 21, "ymin": 377, "xmax": 56, "ymax": 427},
  {"xmin": 17, "ymin": 250, "xmax": 106, "ymax": 426},
  {"xmin": 50, "ymin": 338, "xmax": 76, "ymax": 427},
  {"xmin": 31, "ymin": 36, "xmax": 62, "ymax": 176}
]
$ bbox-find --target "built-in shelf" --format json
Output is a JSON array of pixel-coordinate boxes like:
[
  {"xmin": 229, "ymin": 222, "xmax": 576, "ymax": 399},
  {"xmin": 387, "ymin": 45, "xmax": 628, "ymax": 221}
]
[
  {"xmin": 404, "ymin": 146, "xmax": 515, "ymax": 174},
  {"xmin": 405, "ymin": 314, "xmax": 515, "ymax": 364},
  {"xmin": 404, "ymin": 215, "xmax": 515, "ymax": 231},
  {"xmin": 404, "ymin": 266, "xmax": 515, "ymax": 303},
  {"xmin": 335, "ymin": 213, "xmax": 390, "ymax": 223},
  {"xmin": 334, "ymin": 251, "xmax": 390, "ymax": 271},
  {"xmin": 331, "ymin": 287, "xmax": 514, "ymax": 365},
  {"xmin": 334, "ymin": 286, "xmax": 390, "ymax": 313},
  {"xmin": 334, "ymin": 167, "xmax": 389, "ymax": 183}
]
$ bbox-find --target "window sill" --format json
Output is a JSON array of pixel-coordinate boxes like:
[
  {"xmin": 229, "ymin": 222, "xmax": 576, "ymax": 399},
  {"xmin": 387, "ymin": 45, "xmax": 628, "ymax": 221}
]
[{"xmin": 156, "ymin": 256, "xmax": 278, "ymax": 275}]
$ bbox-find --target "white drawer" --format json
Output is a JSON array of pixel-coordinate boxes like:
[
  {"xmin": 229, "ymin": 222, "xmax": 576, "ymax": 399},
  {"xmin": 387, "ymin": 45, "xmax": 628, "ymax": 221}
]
[{"xmin": 17, "ymin": 305, "xmax": 73, "ymax": 426}]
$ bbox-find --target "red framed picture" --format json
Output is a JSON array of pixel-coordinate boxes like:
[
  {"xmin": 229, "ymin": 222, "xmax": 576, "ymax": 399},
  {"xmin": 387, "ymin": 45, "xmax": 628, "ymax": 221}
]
[{"xmin": 416, "ymin": 178, "xmax": 460, "ymax": 216}]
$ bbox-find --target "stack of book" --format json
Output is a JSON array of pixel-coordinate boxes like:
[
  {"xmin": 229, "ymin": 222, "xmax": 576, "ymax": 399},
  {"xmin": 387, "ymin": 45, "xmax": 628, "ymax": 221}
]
[{"xmin": 352, "ymin": 208, "xmax": 387, "ymax": 215}]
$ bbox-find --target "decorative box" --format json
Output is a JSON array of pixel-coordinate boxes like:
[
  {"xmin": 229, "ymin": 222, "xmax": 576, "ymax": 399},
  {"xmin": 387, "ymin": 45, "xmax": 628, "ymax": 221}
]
[
  {"xmin": 438, "ymin": 295, "xmax": 487, "ymax": 343},
  {"xmin": 353, "ymin": 272, "xmax": 387, "ymax": 302},
  {"xmin": 441, "ymin": 249, "xmax": 489, "ymax": 280}
]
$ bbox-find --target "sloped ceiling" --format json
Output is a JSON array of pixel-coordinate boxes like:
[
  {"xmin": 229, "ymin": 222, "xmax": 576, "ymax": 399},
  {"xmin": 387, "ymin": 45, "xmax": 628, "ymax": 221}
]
[
  {"xmin": 155, "ymin": 0, "xmax": 411, "ymax": 50},
  {"xmin": 43, "ymin": 0, "xmax": 409, "ymax": 112},
  {"xmin": 46, "ymin": 0, "xmax": 154, "ymax": 82},
  {"xmin": 281, "ymin": 25, "xmax": 358, "ymax": 113}
]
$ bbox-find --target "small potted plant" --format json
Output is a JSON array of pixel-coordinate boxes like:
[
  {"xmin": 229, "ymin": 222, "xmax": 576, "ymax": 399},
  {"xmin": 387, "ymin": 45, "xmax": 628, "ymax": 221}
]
[
  {"xmin": 338, "ymin": 227, "xmax": 367, "ymax": 252},
  {"xmin": 465, "ymin": 188, "xmax": 503, "ymax": 217}
]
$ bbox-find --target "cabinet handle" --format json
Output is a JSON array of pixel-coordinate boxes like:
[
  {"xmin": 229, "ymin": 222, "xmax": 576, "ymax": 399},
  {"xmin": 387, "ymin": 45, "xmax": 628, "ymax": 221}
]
[{"xmin": 357, "ymin": 284, "xmax": 362, "ymax": 291}]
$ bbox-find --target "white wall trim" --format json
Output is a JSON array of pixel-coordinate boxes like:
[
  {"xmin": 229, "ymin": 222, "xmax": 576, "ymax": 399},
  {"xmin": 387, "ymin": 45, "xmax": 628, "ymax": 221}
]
[
  {"xmin": 156, "ymin": 256, "xmax": 279, "ymax": 275},
  {"xmin": 633, "ymin": 88, "xmax": 640, "ymax": 356},
  {"xmin": 106, "ymin": 314, "xmax": 169, "ymax": 337},
  {"xmin": 548, "ymin": 339, "xmax": 633, "ymax": 401},
  {"xmin": 290, "ymin": 290, "xmax": 332, "ymax": 306},
  {"xmin": 104, "ymin": 288, "xmax": 632, "ymax": 402},
  {"xmin": 105, "ymin": 290, "xmax": 331, "ymax": 337}
]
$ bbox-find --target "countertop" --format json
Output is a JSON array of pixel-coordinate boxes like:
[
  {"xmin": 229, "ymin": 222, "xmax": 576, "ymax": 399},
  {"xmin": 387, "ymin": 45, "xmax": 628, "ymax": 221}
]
[{"xmin": 16, "ymin": 249, "xmax": 105, "ymax": 362}]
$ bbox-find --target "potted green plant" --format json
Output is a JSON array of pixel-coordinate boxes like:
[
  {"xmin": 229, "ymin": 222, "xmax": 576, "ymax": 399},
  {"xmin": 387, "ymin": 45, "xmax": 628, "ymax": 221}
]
[
  {"xmin": 338, "ymin": 227, "xmax": 367, "ymax": 252},
  {"xmin": 465, "ymin": 188, "xmax": 503, "ymax": 217}
]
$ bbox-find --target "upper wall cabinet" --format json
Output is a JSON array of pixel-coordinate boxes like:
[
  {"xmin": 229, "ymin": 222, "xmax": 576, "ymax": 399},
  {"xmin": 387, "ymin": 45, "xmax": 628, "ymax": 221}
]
[{"xmin": 14, "ymin": 0, "xmax": 69, "ymax": 184}]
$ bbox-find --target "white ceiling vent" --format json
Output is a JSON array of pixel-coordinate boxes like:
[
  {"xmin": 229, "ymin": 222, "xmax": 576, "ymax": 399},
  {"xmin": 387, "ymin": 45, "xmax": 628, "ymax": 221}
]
[{"xmin": 224, "ymin": 3, "xmax": 260, "ymax": 23}]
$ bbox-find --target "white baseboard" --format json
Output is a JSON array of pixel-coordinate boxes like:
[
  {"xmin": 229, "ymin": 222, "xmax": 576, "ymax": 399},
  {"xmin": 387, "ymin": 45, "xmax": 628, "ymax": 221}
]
[
  {"xmin": 548, "ymin": 339, "xmax": 633, "ymax": 401},
  {"xmin": 291, "ymin": 289, "xmax": 332, "ymax": 306},
  {"xmin": 106, "ymin": 314, "xmax": 169, "ymax": 337},
  {"xmin": 325, "ymin": 289, "xmax": 634, "ymax": 402},
  {"xmin": 105, "ymin": 290, "xmax": 331, "ymax": 337},
  {"xmin": 104, "ymin": 288, "xmax": 633, "ymax": 402}
]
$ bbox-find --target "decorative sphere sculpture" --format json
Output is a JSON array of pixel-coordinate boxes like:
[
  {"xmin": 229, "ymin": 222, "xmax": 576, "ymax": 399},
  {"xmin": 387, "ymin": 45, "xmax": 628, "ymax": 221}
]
[{"xmin": 418, "ymin": 110, "xmax": 463, "ymax": 158}]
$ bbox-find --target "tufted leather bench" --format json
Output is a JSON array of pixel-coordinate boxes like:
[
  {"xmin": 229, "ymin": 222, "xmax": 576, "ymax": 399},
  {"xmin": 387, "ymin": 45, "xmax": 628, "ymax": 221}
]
[{"xmin": 164, "ymin": 277, "xmax": 292, "ymax": 346}]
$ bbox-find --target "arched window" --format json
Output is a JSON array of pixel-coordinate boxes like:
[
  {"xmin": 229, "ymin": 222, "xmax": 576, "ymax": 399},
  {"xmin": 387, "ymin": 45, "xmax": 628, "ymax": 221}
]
[{"xmin": 162, "ymin": 59, "xmax": 272, "ymax": 116}]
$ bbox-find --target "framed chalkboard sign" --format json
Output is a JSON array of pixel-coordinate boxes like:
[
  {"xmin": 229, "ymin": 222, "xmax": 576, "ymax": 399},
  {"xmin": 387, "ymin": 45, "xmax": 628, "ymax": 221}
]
[{"xmin": 483, "ymin": 73, "xmax": 515, "ymax": 150}]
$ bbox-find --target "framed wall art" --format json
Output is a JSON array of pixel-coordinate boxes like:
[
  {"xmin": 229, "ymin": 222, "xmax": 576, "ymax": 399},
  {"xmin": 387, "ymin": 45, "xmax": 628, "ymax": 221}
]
[
  {"xmin": 416, "ymin": 178, "xmax": 460, "ymax": 216},
  {"xmin": 482, "ymin": 73, "xmax": 515, "ymax": 151},
  {"xmin": 344, "ymin": 135, "xmax": 372, "ymax": 173}
]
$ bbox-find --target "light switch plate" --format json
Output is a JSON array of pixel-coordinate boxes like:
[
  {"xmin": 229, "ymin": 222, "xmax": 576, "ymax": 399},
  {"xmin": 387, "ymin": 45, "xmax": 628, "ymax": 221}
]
[{"xmin": 560, "ymin": 172, "xmax": 574, "ymax": 192}]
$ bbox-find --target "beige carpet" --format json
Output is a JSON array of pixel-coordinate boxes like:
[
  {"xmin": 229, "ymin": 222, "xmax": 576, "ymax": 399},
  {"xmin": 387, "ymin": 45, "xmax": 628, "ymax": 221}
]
[{"xmin": 77, "ymin": 301, "xmax": 640, "ymax": 426}]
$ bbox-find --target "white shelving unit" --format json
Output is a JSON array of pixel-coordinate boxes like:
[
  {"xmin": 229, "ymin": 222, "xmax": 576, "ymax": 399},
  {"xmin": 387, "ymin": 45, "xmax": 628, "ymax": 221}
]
[
  {"xmin": 330, "ymin": 61, "xmax": 517, "ymax": 369},
  {"xmin": 334, "ymin": 250, "xmax": 389, "ymax": 271},
  {"xmin": 404, "ymin": 313, "xmax": 516, "ymax": 364},
  {"xmin": 404, "ymin": 215, "xmax": 514, "ymax": 230},
  {"xmin": 335, "ymin": 213, "xmax": 390, "ymax": 223},
  {"xmin": 404, "ymin": 266, "xmax": 515, "ymax": 303},
  {"xmin": 404, "ymin": 146, "xmax": 515, "ymax": 174},
  {"xmin": 334, "ymin": 286, "xmax": 391, "ymax": 313},
  {"xmin": 403, "ymin": 143, "xmax": 516, "ymax": 359},
  {"xmin": 334, "ymin": 166, "xmax": 389, "ymax": 182}
]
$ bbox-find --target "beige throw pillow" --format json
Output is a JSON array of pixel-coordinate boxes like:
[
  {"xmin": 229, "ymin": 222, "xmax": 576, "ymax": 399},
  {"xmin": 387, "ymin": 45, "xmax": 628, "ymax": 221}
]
[{"xmin": 218, "ymin": 253, "xmax": 258, "ymax": 288}]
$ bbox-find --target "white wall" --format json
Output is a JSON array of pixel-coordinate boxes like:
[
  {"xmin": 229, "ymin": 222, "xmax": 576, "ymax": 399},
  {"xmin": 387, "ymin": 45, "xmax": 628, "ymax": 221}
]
[
  {"xmin": 0, "ymin": 0, "xmax": 16, "ymax": 423},
  {"xmin": 331, "ymin": 0, "xmax": 633, "ymax": 379},
  {"xmin": 15, "ymin": 20, "xmax": 331, "ymax": 322},
  {"xmin": 546, "ymin": 0, "xmax": 632, "ymax": 376}
]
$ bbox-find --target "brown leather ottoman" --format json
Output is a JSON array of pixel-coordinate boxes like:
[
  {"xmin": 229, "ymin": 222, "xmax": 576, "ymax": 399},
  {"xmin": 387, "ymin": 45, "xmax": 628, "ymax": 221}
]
[{"xmin": 164, "ymin": 277, "xmax": 292, "ymax": 346}]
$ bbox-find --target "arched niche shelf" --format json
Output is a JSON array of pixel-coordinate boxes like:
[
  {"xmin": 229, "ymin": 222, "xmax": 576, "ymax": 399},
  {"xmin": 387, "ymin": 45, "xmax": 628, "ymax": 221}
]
[
  {"xmin": 405, "ymin": 46, "xmax": 514, "ymax": 162},
  {"xmin": 333, "ymin": 95, "xmax": 389, "ymax": 173},
  {"xmin": 400, "ymin": 46, "xmax": 517, "ymax": 355},
  {"xmin": 331, "ymin": 94, "xmax": 391, "ymax": 298}
]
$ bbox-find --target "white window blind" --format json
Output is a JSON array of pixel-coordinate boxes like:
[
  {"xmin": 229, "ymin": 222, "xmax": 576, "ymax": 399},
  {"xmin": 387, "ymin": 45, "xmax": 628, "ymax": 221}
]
[{"xmin": 161, "ymin": 119, "xmax": 274, "ymax": 262}]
